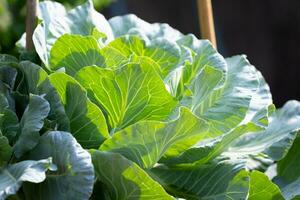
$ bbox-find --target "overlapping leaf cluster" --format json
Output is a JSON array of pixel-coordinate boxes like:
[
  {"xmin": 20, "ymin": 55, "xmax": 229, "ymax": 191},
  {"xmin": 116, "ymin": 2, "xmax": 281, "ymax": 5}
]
[{"xmin": 1, "ymin": 1, "xmax": 300, "ymax": 199}]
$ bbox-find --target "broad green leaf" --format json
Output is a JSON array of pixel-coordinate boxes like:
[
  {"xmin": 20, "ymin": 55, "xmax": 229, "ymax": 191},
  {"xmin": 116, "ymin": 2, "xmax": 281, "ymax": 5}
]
[
  {"xmin": 92, "ymin": 151, "xmax": 174, "ymax": 200},
  {"xmin": 160, "ymin": 122, "xmax": 262, "ymax": 167},
  {"xmin": 76, "ymin": 63, "xmax": 177, "ymax": 131},
  {"xmin": 176, "ymin": 35, "xmax": 227, "ymax": 87},
  {"xmin": 189, "ymin": 55, "xmax": 259, "ymax": 136},
  {"xmin": 101, "ymin": 35, "xmax": 181, "ymax": 76},
  {"xmin": 50, "ymin": 34, "xmax": 104, "ymax": 75},
  {"xmin": 23, "ymin": 131, "xmax": 94, "ymax": 200},
  {"xmin": 13, "ymin": 94, "xmax": 50, "ymax": 158},
  {"xmin": 33, "ymin": 0, "xmax": 113, "ymax": 66},
  {"xmin": 242, "ymin": 69, "xmax": 274, "ymax": 127},
  {"xmin": 181, "ymin": 65, "xmax": 223, "ymax": 114},
  {"xmin": 100, "ymin": 108, "xmax": 208, "ymax": 168},
  {"xmin": 277, "ymin": 135, "xmax": 300, "ymax": 183},
  {"xmin": 49, "ymin": 73, "xmax": 109, "ymax": 149},
  {"xmin": 109, "ymin": 14, "xmax": 182, "ymax": 42},
  {"xmin": 150, "ymin": 159, "xmax": 249, "ymax": 200},
  {"xmin": 0, "ymin": 158, "xmax": 54, "ymax": 200},
  {"xmin": 18, "ymin": 61, "xmax": 70, "ymax": 131},
  {"xmin": 230, "ymin": 100, "xmax": 300, "ymax": 161},
  {"xmin": 248, "ymin": 171, "xmax": 284, "ymax": 200}
]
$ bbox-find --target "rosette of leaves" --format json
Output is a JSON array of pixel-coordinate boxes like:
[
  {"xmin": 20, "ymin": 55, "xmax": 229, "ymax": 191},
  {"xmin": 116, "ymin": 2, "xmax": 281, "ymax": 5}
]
[{"xmin": 6, "ymin": 0, "xmax": 300, "ymax": 199}]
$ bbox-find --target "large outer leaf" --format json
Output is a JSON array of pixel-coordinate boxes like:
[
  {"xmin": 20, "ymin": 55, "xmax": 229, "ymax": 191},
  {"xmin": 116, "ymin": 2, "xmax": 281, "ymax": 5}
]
[
  {"xmin": 0, "ymin": 158, "xmax": 54, "ymax": 200},
  {"xmin": 229, "ymin": 100, "xmax": 300, "ymax": 162},
  {"xmin": 76, "ymin": 63, "xmax": 177, "ymax": 131},
  {"xmin": 109, "ymin": 14, "xmax": 182, "ymax": 42},
  {"xmin": 19, "ymin": 61, "xmax": 70, "ymax": 131},
  {"xmin": 160, "ymin": 122, "xmax": 262, "ymax": 167},
  {"xmin": 92, "ymin": 151, "xmax": 174, "ymax": 200},
  {"xmin": 150, "ymin": 159, "xmax": 249, "ymax": 200},
  {"xmin": 248, "ymin": 171, "xmax": 284, "ymax": 200},
  {"xmin": 49, "ymin": 73, "xmax": 109, "ymax": 149},
  {"xmin": 189, "ymin": 55, "xmax": 259, "ymax": 136},
  {"xmin": 50, "ymin": 34, "xmax": 103, "ymax": 75},
  {"xmin": 241, "ymin": 69, "xmax": 273, "ymax": 127},
  {"xmin": 33, "ymin": 0, "xmax": 113, "ymax": 66},
  {"xmin": 23, "ymin": 131, "xmax": 94, "ymax": 200},
  {"xmin": 100, "ymin": 108, "xmax": 208, "ymax": 169},
  {"xmin": 13, "ymin": 94, "xmax": 50, "ymax": 158}
]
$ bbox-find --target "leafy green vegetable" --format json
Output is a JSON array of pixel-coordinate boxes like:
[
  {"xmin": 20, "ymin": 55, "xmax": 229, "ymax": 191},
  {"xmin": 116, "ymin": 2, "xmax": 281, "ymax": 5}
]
[{"xmin": 0, "ymin": 0, "xmax": 299, "ymax": 199}]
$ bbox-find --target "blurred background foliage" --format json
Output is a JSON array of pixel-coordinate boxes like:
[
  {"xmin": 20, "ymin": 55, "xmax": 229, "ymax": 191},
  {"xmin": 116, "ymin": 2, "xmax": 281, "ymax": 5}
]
[{"xmin": 0, "ymin": 0, "xmax": 114, "ymax": 55}]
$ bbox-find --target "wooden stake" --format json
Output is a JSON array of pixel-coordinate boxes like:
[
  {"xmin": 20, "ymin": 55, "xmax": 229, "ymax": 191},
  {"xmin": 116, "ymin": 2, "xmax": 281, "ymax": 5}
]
[
  {"xmin": 197, "ymin": 0, "xmax": 217, "ymax": 48},
  {"xmin": 26, "ymin": 0, "xmax": 38, "ymax": 50}
]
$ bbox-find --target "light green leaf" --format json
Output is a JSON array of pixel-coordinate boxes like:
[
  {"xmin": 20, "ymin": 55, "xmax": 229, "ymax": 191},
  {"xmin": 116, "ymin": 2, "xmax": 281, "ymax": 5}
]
[
  {"xmin": 19, "ymin": 61, "xmax": 70, "ymax": 131},
  {"xmin": 241, "ymin": 69, "xmax": 273, "ymax": 127},
  {"xmin": 49, "ymin": 73, "xmax": 109, "ymax": 149},
  {"xmin": 13, "ymin": 94, "xmax": 50, "ymax": 158},
  {"xmin": 100, "ymin": 107, "xmax": 208, "ymax": 169},
  {"xmin": 101, "ymin": 35, "xmax": 181, "ymax": 76},
  {"xmin": 176, "ymin": 35, "xmax": 227, "ymax": 87},
  {"xmin": 23, "ymin": 131, "xmax": 94, "ymax": 200},
  {"xmin": 33, "ymin": 0, "xmax": 113, "ymax": 66},
  {"xmin": 230, "ymin": 100, "xmax": 300, "ymax": 161},
  {"xmin": 150, "ymin": 159, "xmax": 249, "ymax": 200},
  {"xmin": 248, "ymin": 171, "xmax": 284, "ymax": 200},
  {"xmin": 92, "ymin": 151, "xmax": 174, "ymax": 200},
  {"xmin": 50, "ymin": 34, "xmax": 104, "ymax": 75},
  {"xmin": 109, "ymin": 14, "xmax": 182, "ymax": 42},
  {"xmin": 161, "ymin": 122, "xmax": 262, "ymax": 167},
  {"xmin": 181, "ymin": 65, "xmax": 223, "ymax": 114},
  {"xmin": 0, "ymin": 158, "xmax": 54, "ymax": 200},
  {"xmin": 190, "ymin": 55, "xmax": 259, "ymax": 136},
  {"xmin": 76, "ymin": 63, "xmax": 177, "ymax": 131}
]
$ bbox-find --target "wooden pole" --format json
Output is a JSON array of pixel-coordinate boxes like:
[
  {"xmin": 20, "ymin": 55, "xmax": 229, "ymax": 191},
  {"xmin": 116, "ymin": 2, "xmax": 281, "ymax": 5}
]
[
  {"xmin": 197, "ymin": 0, "xmax": 217, "ymax": 48},
  {"xmin": 26, "ymin": 0, "xmax": 38, "ymax": 50}
]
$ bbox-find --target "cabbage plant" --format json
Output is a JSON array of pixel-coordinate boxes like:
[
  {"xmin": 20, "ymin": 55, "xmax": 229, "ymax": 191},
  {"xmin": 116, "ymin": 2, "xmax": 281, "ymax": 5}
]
[{"xmin": 1, "ymin": 1, "xmax": 300, "ymax": 199}]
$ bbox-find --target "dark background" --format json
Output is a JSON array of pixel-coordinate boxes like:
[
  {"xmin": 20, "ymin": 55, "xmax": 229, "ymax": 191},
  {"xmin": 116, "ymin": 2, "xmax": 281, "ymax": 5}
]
[{"xmin": 102, "ymin": 0, "xmax": 300, "ymax": 107}]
